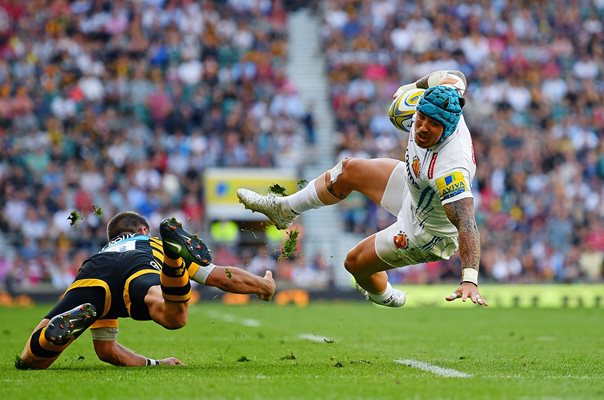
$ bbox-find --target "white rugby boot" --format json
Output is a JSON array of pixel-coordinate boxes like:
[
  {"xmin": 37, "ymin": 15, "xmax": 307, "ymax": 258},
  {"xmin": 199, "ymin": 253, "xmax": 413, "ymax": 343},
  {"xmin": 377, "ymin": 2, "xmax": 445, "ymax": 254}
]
[
  {"xmin": 355, "ymin": 282, "xmax": 406, "ymax": 308},
  {"xmin": 236, "ymin": 188, "xmax": 298, "ymax": 229}
]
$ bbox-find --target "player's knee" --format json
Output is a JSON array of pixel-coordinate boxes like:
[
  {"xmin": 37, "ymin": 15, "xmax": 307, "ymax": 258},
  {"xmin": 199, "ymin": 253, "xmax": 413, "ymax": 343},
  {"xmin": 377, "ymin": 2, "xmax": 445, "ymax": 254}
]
[
  {"xmin": 344, "ymin": 251, "xmax": 362, "ymax": 276},
  {"xmin": 329, "ymin": 158, "xmax": 355, "ymax": 181},
  {"xmin": 15, "ymin": 362, "xmax": 48, "ymax": 370},
  {"xmin": 325, "ymin": 158, "xmax": 358, "ymax": 198},
  {"xmin": 15, "ymin": 355, "xmax": 45, "ymax": 370},
  {"xmin": 339, "ymin": 157, "xmax": 354, "ymax": 170},
  {"xmin": 162, "ymin": 312, "xmax": 187, "ymax": 330},
  {"xmin": 345, "ymin": 247, "xmax": 376, "ymax": 280},
  {"xmin": 163, "ymin": 320, "xmax": 186, "ymax": 330}
]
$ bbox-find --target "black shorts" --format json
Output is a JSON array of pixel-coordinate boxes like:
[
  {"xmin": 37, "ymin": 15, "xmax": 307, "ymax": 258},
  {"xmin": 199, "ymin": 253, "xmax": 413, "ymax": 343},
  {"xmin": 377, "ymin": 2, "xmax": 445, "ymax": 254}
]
[
  {"xmin": 46, "ymin": 270, "xmax": 160, "ymax": 321},
  {"xmin": 47, "ymin": 237, "xmax": 161, "ymax": 322},
  {"xmin": 127, "ymin": 272, "xmax": 160, "ymax": 320}
]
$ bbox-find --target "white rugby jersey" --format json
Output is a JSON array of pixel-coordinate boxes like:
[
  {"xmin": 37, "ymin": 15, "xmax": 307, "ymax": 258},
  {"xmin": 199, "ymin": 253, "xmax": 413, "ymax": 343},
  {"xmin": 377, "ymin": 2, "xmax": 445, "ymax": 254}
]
[{"xmin": 401, "ymin": 115, "xmax": 476, "ymax": 237}]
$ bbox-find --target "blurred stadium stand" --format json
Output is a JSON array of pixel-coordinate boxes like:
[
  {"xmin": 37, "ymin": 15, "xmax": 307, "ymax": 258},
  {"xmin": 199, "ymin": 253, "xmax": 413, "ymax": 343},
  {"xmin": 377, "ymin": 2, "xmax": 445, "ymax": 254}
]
[{"xmin": 0, "ymin": 0, "xmax": 603, "ymax": 302}]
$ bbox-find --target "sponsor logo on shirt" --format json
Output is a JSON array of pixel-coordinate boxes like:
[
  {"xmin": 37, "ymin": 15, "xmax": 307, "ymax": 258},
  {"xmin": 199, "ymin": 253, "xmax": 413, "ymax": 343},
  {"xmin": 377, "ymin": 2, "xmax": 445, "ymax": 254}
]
[{"xmin": 436, "ymin": 171, "xmax": 467, "ymax": 201}]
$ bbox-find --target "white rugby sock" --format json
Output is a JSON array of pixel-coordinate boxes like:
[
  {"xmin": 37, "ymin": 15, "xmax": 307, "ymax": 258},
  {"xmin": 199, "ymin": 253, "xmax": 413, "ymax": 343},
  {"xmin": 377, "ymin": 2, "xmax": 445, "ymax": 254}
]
[
  {"xmin": 368, "ymin": 281, "xmax": 394, "ymax": 302},
  {"xmin": 285, "ymin": 179, "xmax": 325, "ymax": 214}
]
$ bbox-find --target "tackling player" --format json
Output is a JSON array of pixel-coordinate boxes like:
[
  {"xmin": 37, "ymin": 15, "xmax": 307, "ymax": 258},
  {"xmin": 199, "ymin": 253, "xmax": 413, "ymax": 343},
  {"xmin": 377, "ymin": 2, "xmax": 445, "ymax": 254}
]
[
  {"xmin": 16, "ymin": 212, "xmax": 275, "ymax": 369},
  {"xmin": 237, "ymin": 70, "xmax": 487, "ymax": 308}
]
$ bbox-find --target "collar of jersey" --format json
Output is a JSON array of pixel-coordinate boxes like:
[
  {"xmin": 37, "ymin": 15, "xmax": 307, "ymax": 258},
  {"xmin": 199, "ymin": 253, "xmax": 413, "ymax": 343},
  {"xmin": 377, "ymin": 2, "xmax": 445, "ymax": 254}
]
[{"xmin": 105, "ymin": 234, "xmax": 149, "ymax": 248}]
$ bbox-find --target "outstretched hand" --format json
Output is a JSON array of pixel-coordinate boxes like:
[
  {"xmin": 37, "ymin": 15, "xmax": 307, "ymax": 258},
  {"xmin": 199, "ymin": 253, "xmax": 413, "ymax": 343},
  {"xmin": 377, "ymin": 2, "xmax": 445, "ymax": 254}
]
[
  {"xmin": 257, "ymin": 270, "xmax": 276, "ymax": 301},
  {"xmin": 445, "ymin": 282, "xmax": 488, "ymax": 306},
  {"xmin": 158, "ymin": 357, "xmax": 184, "ymax": 366}
]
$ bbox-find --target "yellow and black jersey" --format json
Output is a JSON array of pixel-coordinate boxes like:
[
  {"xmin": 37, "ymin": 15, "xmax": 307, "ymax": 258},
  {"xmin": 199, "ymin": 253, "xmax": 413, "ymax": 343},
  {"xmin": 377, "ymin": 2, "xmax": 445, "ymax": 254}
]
[
  {"xmin": 99, "ymin": 233, "xmax": 166, "ymax": 268},
  {"xmin": 47, "ymin": 234, "xmax": 166, "ymax": 324},
  {"xmin": 148, "ymin": 236, "xmax": 166, "ymax": 265}
]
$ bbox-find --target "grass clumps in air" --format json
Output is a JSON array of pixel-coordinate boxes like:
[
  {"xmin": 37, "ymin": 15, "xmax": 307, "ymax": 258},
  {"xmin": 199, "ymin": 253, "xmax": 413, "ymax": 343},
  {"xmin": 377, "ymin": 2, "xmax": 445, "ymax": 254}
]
[
  {"xmin": 93, "ymin": 206, "xmax": 103, "ymax": 217},
  {"xmin": 268, "ymin": 183, "xmax": 288, "ymax": 196},
  {"xmin": 279, "ymin": 229, "xmax": 299, "ymax": 260},
  {"xmin": 67, "ymin": 211, "xmax": 82, "ymax": 226},
  {"xmin": 69, "ymin": 205, "xmax": 104, "ymax": 227},
  {"xmin": 267, "ymin": 182, "xmax": 301, "ymax": 260}
]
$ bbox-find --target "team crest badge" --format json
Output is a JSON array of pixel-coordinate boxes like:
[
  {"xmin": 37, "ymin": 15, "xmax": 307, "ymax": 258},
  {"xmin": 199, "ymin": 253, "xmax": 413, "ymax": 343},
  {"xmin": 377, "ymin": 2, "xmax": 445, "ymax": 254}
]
[
  {"xmin": 393, "ymin": 232, "xmax": 408, "ymax": 249},
  {"xmin": 412, "ymin": 156, "xmax": 420, "ymax": 178}
]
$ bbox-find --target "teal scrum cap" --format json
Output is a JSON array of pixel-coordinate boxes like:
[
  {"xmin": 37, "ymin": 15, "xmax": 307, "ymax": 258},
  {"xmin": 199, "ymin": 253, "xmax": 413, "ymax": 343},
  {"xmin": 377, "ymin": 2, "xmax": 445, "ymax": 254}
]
[{"xmin": 416, "ymin": 85, "xmax": 464, "ymax": 143}]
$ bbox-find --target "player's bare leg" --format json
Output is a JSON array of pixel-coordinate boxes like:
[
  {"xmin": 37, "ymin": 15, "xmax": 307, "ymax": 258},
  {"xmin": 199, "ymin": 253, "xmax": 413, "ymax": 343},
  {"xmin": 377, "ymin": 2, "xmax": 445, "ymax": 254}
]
[
  {"xmin": 345, "ymin": 235, "xmax": 406, "ymax": 307},
  {"xmin": 237, "ymin": 158, "xmax": 398, "ymax": 228},
  {"xmin": 144, "ymin": 286, "xmax": 187, "ymax": 330},
  {"xmin": 17, "ymin": 303, "xmax": 97, "ymax": 369},
  {"xmin": 17, "ymin": 319, "xmax": 56, "ymax": 369},
  {"xmin": 315, "ymin": 158, "xmax": 399, "ymax": 205},
  {"xmin": 238, "ymin": 158, "xmax": 404, "ymax": 306}
]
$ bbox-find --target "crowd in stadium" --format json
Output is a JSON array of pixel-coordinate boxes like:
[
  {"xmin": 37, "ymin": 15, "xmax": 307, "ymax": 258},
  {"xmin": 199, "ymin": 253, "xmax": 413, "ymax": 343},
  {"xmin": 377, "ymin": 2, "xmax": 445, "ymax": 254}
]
[
  {"xmin": 0, "ymin": 0, "xmax": 603, "ymax": 296},
  {"xmin": 0, "ymin": 0, "xmax": 320, "ymax": 294}
]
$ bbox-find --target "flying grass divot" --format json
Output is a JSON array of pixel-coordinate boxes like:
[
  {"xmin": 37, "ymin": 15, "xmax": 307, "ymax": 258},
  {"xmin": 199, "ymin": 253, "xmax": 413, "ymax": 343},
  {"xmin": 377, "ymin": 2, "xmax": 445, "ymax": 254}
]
[
  {"xmin": 68, "ymin": 205, "xmax": 104, "ymax": 227},
  {"xmin": 280, "ymin": 230, "xmax": 299, "ymax": 260},
  {"xmin": 267, "ymin": 183, "xmax": 300, "ymax": 260}
]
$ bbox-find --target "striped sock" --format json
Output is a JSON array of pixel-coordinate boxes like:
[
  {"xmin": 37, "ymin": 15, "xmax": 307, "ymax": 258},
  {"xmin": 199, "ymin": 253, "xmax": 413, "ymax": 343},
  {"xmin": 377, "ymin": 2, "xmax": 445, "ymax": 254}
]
[
  {"xmin": 160, "ymin": 257, "xmax": 191, "ymax": 302},
  {"xmin": 29, "ymin": 327, "xmax": 70, "ymax": 362}
]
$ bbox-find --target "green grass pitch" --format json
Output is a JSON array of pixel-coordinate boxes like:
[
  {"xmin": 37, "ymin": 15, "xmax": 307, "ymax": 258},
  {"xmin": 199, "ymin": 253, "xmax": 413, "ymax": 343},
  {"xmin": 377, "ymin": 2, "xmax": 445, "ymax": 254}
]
[{"xmin": 1, "ymin": 302, "xmax": 603, "ymax": 399}]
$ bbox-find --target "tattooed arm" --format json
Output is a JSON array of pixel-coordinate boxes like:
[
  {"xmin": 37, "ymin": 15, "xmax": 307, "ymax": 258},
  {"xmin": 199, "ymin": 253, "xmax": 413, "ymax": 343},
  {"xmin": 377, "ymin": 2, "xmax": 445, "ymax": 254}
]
[
  {"xmin": 442, "ymin": 197, "xmax": 488, "ymax": 306},
  {"xmin": 443, "ymin": 197, "xmax": 480, "ymax": 272}
]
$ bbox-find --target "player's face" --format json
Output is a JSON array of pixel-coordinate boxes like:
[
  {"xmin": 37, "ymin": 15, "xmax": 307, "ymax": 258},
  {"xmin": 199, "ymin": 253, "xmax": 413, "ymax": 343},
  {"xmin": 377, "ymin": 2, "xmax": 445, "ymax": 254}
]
[{"xmin": 414, "ymin": 111, "xmax": 443, "ymax": 148}]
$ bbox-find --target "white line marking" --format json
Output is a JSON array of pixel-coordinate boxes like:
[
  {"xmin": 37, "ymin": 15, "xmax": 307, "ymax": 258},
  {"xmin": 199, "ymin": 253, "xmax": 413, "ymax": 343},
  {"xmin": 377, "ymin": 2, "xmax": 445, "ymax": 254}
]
[
  {"xmin": 298, "ymin": 333, "xmax": 335, "ymax": 342},
  {"xmin": 394, "ymin": 359, "xmax": 472, "ymax": 378},
  {"xmin": 486, "ymin": 374, "xmax": 595, "ymax": 380},
  {"xmin": 207, "ymin": 311, "xmax": 261, "ymax": 327}
]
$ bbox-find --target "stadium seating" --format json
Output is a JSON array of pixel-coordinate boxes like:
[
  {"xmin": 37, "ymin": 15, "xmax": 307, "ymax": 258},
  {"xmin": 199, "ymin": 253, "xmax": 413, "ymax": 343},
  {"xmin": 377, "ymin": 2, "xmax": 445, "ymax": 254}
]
[
  {"xmin": 0, "ymin": 1, "xmax": 315, "ymax": 293},
  {"xmin": 1, "ymin": 1, "xmax": 602, "ymax": 295}
]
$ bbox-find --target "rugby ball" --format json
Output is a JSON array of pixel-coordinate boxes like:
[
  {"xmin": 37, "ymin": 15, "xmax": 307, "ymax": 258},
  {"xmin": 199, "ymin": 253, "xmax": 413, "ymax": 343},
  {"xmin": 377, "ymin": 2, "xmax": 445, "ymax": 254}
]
[{"xmin": 388, "ymin": 87, "xmax": 425, "ymax": 132}]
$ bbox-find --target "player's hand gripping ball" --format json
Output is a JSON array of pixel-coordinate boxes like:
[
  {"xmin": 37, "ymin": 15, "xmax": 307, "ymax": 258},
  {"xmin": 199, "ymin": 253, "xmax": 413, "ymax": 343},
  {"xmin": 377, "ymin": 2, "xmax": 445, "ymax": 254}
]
[{"xmin": 388, "ymin": 87, "xmax": 425, "ymax": 133}]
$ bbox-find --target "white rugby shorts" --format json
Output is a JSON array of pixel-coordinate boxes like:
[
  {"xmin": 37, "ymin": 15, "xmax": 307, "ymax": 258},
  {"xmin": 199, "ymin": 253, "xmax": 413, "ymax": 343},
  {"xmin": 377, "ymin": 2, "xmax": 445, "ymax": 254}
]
[{"xmin": 375, "ymin": 162, "xmax": 458, "ymax": 268}]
